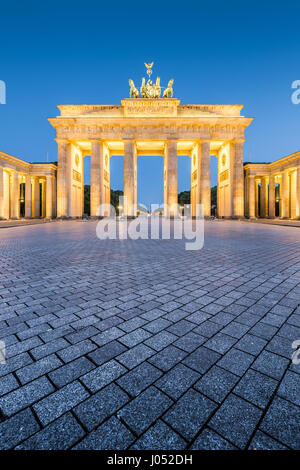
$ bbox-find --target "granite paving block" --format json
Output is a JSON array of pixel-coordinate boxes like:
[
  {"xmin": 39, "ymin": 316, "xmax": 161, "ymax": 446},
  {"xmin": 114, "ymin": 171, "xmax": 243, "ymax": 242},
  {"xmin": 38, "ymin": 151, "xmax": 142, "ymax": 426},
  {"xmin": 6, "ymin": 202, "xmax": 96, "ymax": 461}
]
[
  {"xmin": 234, "ymin": 369, "xmax": 278, "ymax": 408},
  {"xmin": 190, "ymin": 428, "xmax": 236, "ymax": 450},
  {"xmin": 252, "ymin": 350, "xmax": 290, "ymax": 380},
  {"xmin": 194, "ymin": 365, "xmax": 239, "ymax": 403},
  {"xmin": 217, "ymin": 348, "xmax": 254, "ymax": 376},
  {"xmin": 183, "ymin": 346, "xmax": 221, "ymax": 374},
  {"xmin": 118, "ymin": 386, "xmax": 172, "ymax": 435},
  {"xmin": 260, "ymin": 396, "xmax": 300, "ymax": 449},
  {"xmin": 0, "ymin": 376, "xmax": 54, "ymax": 416},
  {"xmin": 248, "ymin": 430, "xmax": 288, "ymax": 450},
  {"xmin": 0, "ymin": 373, "xmax": 19, "ymax": 397},
  {"xmin": 117, "ymin": 362, "xmax": 162, "ymax": 397},
  {"xmin": 117, "ymin": 343, "xmax": 154, "ymax": 369},
  {"xmin": 81, "ymin": 359, "xmax": 126, "ymax": 392},
  {"xmin": 163, "ymin": 389, "xmax": 217, "ymax": 440},
  {"xmin": 73, "ymin": 416, "xmax": 135, "ymax": 450},
  {"xmin": 204, "ymin": 333, "xmax": 237, "ymax": 354},
  {"xmin": 74, "ymin": 383, "xmax": 129, "ymax": 431},
  {"xmin": 131, "ymin": 420, "xmax": 186, "ymax": 450},
  {"xmin": 155, "ymin": 363, "xmax": 200, "ymax": 400},
  {"xmin": 33, "ymin": 381, "xmax": 89, "ymax": 426},
  {"xmin": 16, "ymin": 354, "xmax": 63, "ymax": 384},
  {"xmin": 48, "ymin": 356, "xmax": 95, "ymax": 387},
  {"xmin": 209, "ymin": 394, "xmax": 262, "ymax": 449},
  {"xmin": 0, "ymin": 408, "xmax": 40, "ymax": 450},
  {"xmin": 88, "ymin": 340, "xmax": 127, "ymax": 366},
  {"xmin": 145, "ymin": 331, "xmax": 177, "ymax": 351},
  {"xmin": 16, "ymin": 412, "xmax": 85, "ymax": 450},
  {"xmin": 148, "ymin": 345, "xmax": 188, "ymax": 371},
  {"xmin": 277, "ymin": 370, "xmax": 300, "ymax": 406},
  {"xmin": 173, "ymin": 331, "xmax": 206, "ymax": 352},
  {"xmin": 235, "ymin": 334, "xmax": 267, "ymax": 356}
]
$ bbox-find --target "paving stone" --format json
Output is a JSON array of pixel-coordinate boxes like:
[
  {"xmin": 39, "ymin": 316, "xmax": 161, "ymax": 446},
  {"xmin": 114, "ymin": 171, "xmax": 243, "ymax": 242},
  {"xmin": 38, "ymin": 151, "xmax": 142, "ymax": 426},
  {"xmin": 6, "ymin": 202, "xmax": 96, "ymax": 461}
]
[
  {"xmin": 173, "ymin": 331, "xmax": 206, "ymax": 352},
  {"xmin": 204, "ymin": 333, "xmax": 237, "ymax": 354},
  {"xmin": 117, "ymin": 343, "xmax": 154, "ymax": 369},
  {"xmin": 209, "ymin": 394, "xmax": 262, "ymax": 449},
  {"xmin": 0, "ymin": 408, "xmax": 40, "ymax": 450},
  {"xmin": 73, "ymin": 416, "xmax": 135, "ymax": 450},
  {"xmin": 74, "ymin": 383, "xmax": 129, "ymax": 431},
  {"xmin": 131, "ymin": 420, "xmax": 186, "ymax": 450},
  {"xmin": 0, "ymin": 376, "xmax": 54, "ymax": 416},
  {"xmin": 234, "ymin": 369, "xmax": 278, "ymax": 408},
  {"xmin": 88, "ymin": 340, "xmax": 127, "ymax": 366},
  {"xmin": 252, "ymin": 350, "xmax": 290, "ymax": 380},
  {"xmin": 183, "ymin": 346, "xmax": 221, "ymax": 374},
  {"xmin": 148, "ymin": 345, "xmax": 188, "ymax": 371},
  {"xmin": 0, "ymin": 373, "xmax": 19, "ymax": 397},
  {"xmin": 277, "ymin": 370, "xmax": 300, "ymax": 406},
  {"xmin": 155, "ymin": 364, "xmax": 200, "ymax": 400},
  {"xmin": 118, "ymin": 328, "xmax": 152, "ymax": 347},
  {"xmin": 194, "ymin": 365, "xmax": 239, "ymax": 403},
  {"xmin": 117, "ymin": 362, "xmax": 162, "ymax": 397},
  {"xmin": 260, "ymin": 396, "xmax": 300, "ymax": 449},
  {"xmin": 16, "ymin": 354, "xmax": 63, "ymax": 384},
  {"xmin": 193, "ymin": 320, "xmax": 222, "ymax": 338},
  {"xmin": 163, "ymin": 389, "xmax": 217, "ymax": 440},
  {"xmin": 57, "ymin": 339, "xmax": 97, "ymax": 363},
  {"xmin": 235, "ymin": 334, "xmax": 267, "ymax": 356},
  {"xmin": 248, "ymin": 430, "xmax": 288, "ymax": 450},
  {"xmin": 16, "ymin": 412, "xmax": 85, "ymax": 450},
  {"xmin": 33, "ymin": 381, "xmax": 89, "ymax": 426},
  {"xmin": 118, "ymin": 386, "xmax": 172, "ymax": 435},
  {"xmin": 217, "ymin": 348, "xmax": 254, "ymax": 376},
  {"xmin": 31, "ymin": 337, "xmax": 69, "ymax": 360},
  {"xmin": 145, "ymin": 331, "xmax": 177, "ymax": 351},
  {"xmin": 167, "ymin": 319, "xmax": 195, "ymax": 336},
  {"xmin": 92, "ymin": 327, "xmax": 124, "ymax": 346},
  {"xmin": 48, "ymin": 356, "xmax": 95, "ymax": 387},
  {"xmin": 143, "ymin": 318, "xmax": 172, "ymax": 333},
  {"xmin": 190, "ymin": 428, "xmax": 236, "ymax": 450},
  {"xmin": 81, "ymin": 359, "xmax": 126, "ymax": 392},
  {"xmin": 221, "ymin": 321, "xmax": 250, "ymax": 339}
]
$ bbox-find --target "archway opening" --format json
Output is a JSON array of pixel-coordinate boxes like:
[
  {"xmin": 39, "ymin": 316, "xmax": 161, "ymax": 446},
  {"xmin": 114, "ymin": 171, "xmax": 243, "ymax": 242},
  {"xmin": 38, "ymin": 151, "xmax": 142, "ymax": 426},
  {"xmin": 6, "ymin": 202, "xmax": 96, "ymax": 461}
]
[
  {"xmin": 137, "ymin": 156, "xmax": 164, "ymax": 212},
  {"xmin": 110, "ymin": 155, "xmax": 124, "ymax": 215},
  {"xmin": 210, "ymin": 155, "xmax": 218, "ymax": 217},
  {"xmin": 177, "ymin": 155, "xmax": 190, "ymax": 210},
  {"xmin": 83, "ymin": 156, "xmax": 91, "ymax": 216}
]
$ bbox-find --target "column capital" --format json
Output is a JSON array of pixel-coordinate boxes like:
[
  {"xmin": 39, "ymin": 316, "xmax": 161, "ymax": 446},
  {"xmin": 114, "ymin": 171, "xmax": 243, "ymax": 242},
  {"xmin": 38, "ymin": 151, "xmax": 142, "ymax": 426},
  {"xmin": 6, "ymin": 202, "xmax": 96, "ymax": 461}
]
[
  {"xmin": 231, "ymin": 138, "xmax": 246, "ymax": 144},
  {"xmin": 55, "ymin": 138, "xmax": 69, "ymax": 144}
]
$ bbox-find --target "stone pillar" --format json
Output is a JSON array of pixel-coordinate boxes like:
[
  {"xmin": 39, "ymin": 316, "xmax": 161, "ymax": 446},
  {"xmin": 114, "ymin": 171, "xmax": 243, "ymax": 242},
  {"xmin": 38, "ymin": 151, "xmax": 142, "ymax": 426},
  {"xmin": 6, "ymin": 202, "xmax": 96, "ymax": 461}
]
[
  {"xmin": 25, "ymin": 175, "xmax": 32, "ymax": 218},
  {"xmin": 260, "ymin": 177, "xmax": 267, "ymax": 218},
  {"xmin": 33, "ymin": 177, "xmax": 40, "ymax": 218},
  {"xmin": 46, "ymin": 176, "xmax": 53, "ymax": 218},
  {"xmin": 124, "ymin": 140, "xmax": 137, "ymax": 217},
  {"xmin": 296, "ymin": 167, "xmax": 300, "ymax": 219},
  {"xmin": 199, "ymin": 141, "xmax": 211, "ymax": 217},
  {"xmin": 57, "ymin": 139, "xmax": 71, "ymax": 217},
  {"xmin": 91, "ymin": 140, "xmax": 106, "ymax": 217},
  {"xmin": 268, "ymin": 175, "xmax": 275, "ymax": 218},
  {"xmin": 281, "ymin": 171, "xmax": 290, "ymax": 218},
  {"xmin": 42, "ymin": 181, "xmax": 46, "ymax": 218},
  {"xmin": 231, "ymin": 139, "xmax": 245, "ymax": 218},
  {"xmin": 11, "ymin": 171, "xmax": 20, "ymax": 219},
  {"xmin": 164, "ymin": 140, "xmax": 178, "ymax": 216},
  {"xmin": 0, "ymin": 167, "xmax": 4, "ymax": 219},
  {"xmin": 248, "ymin": 175, "xmax": 255, "ymax": 218}
]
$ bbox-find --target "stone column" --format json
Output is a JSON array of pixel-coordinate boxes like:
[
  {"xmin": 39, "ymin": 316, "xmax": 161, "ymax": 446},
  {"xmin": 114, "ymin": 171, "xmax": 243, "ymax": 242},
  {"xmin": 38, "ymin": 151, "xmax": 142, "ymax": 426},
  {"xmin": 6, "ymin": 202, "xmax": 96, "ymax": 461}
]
[
  {"xmin": 268, "ymin": 175, "xmax": 275, "ymax": 218},
  {"xmin": 248, "ymin": 175, "xmax": 255, "ymax": 218},
  {"xmin": 231, "ymin": 139, "xmax": 245, "ymax": 218},
  {"xmin": 11, "ymin": 171, "xmax": 20, "ymax": 219},
  {"xmin": 0, "ymin": 167, "xmax": 4, "ymax": 219},
  {"xmin": 281, "ymin": 171, "xmax": 289, "ymax": 218},
  {"xmin": 33, "ymin": 177, "xmax": 40, "ymax": 218},
  {"xmin": 57, "ymin": 139, "xmax": 71, "ymax": 217},
  {"xmin": 164, "ymin": 140, "xmax": 178, "ymax": 216},
  {"xmin": 46, "ymin": 176, "xmax": 53, "ymax": 218},
  {"xmin": 91, "ymin": 140, "xmax": 105, "ymax": 217},
  {"xmin": 255, "ymin": 179, "xmax": 259, "ymax": 217},
  {"xmin": 199, "ymin": 141, "xmax": 211, "ymax": 217},
  {"xmin": 260, "ymin": 177, "xmax": 267, "ymax": 218},
  {"xmin": 25, "ymin": 175, "xmax": 32, "ymax": 218},
  {"xmin": 124, "ymin": 140, "xmax": 137, "ymax": 217},
  {"xmin": 296, "ymin": 167, "xmax": 300, "ymax": 219}
]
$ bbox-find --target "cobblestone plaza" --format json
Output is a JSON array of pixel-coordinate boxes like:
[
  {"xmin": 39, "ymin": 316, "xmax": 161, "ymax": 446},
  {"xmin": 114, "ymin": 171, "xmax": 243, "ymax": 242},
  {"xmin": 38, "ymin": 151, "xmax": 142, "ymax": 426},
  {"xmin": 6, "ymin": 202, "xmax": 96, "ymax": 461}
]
[{"xmin": 0, "ymin": 220, "xmax": 299, "ymax": 450}]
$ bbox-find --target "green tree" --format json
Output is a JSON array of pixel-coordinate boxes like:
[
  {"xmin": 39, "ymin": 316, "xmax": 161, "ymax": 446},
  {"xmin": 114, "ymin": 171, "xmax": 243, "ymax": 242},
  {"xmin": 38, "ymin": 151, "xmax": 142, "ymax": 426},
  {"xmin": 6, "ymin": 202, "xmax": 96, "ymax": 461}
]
[{"xmin": 83, "ymin": 186, "xmax": 124, "ymax": 216}]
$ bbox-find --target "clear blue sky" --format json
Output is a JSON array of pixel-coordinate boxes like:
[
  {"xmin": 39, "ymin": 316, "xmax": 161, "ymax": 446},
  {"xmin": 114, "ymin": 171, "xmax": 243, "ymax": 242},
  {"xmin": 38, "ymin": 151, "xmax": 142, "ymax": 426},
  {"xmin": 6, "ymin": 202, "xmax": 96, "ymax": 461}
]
[{"xmin": 1, "ymin": 0, "xmax": 300, "ymax": 208}]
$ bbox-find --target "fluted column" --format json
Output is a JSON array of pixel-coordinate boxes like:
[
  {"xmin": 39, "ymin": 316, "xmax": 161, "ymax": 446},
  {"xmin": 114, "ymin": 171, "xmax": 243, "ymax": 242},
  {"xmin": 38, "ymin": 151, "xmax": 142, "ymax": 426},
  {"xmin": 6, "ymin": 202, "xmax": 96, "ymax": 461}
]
[
  {"xmin": 281, "ymin": 171, "xmax": 289, "ymax": 218},
  {"xmin": 33, "ymin": 177, "xmax": 40, "ymax": 218},
  {"xmin": 25, "ymin": 175, "xmax": 32, "ymax": 218},
  {"xmin": 231, "ymin": 139, "xmax": 245, "ymax": 218},
  {"xmin": 296, "ymin": 167, "xmax": 300, "ymax": 219},
  {"xmin": 260, "ymin": 177, "xmax": 267, "ymax": 218},
  {"xmin": 268, "ymin": 175, "xmax": 275, "ymax": 218},
  {"xmin": 91, "ymin": 140, "xmax": 105, "ymax": 217},
  {"xmin": 46, "ymin": 176, "xmax": 53, "ymax": 218},
  {"xmin": 0, "ymin": 167, "xmax": 4, "ymax": 219},
  {"xmin": 248, "ymin": 175, "xmax": 255, "ymax": 218},
  {"xmin": 56, "ymin": 139, "xmax": 71, "ymax": 217},
  {"xmin": 164, "ymin": 140, "xmax": 178, "ymax": 216},
  {"xmin": 124, "ymin": 140, "xmax": 137, "ymax": 217},
  {"xmin": 198, "ymin": 141, "xmax": 211, "ymax": 217},
  {"xmin": 11, "ymin": 171, "xmax": 20, "ymax": 219}
]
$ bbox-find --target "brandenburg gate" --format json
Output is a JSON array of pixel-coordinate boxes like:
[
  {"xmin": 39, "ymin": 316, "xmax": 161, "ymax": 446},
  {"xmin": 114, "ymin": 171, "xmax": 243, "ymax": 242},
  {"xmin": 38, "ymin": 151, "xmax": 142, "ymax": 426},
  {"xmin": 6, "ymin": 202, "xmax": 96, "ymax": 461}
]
[{"xmin": 48, "ymin": 64, "xmax": 253, "ymax": 218}]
